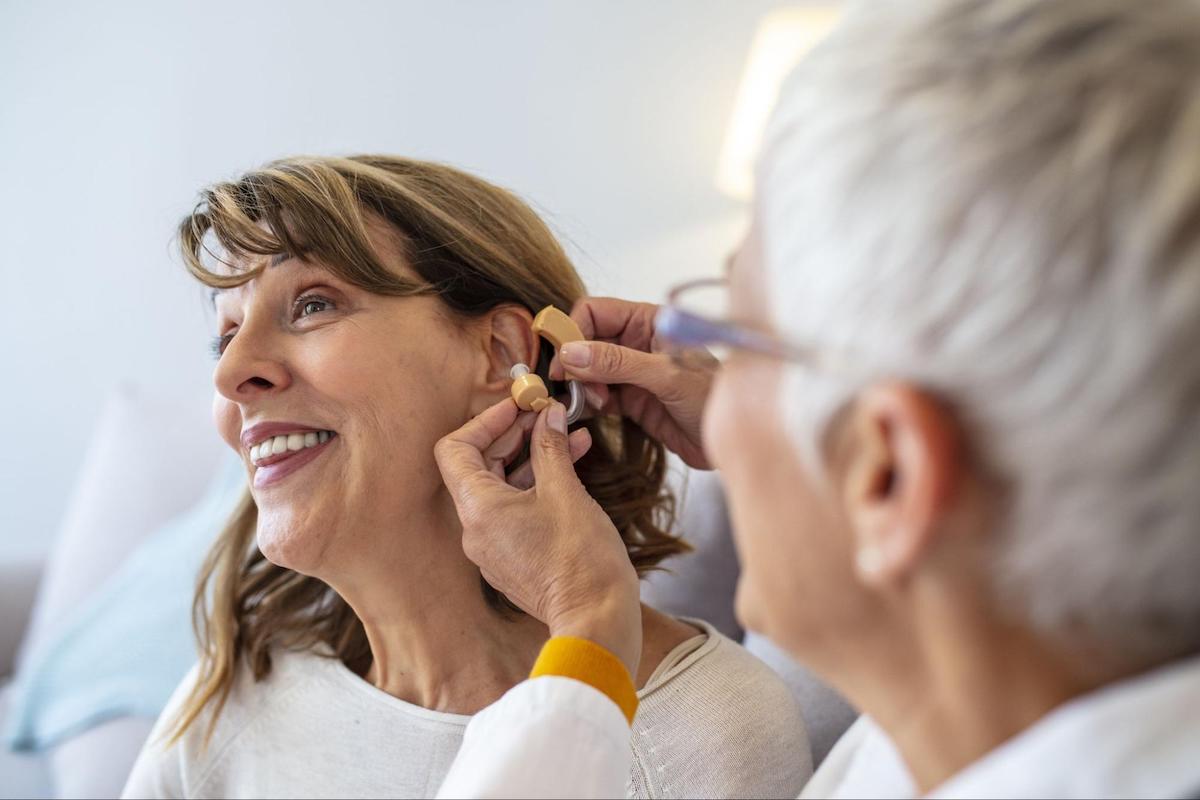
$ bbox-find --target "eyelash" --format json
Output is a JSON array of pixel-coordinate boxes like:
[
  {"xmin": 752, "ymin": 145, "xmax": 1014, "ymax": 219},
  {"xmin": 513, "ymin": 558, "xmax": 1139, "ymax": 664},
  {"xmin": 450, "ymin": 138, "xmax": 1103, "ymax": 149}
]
[{"xmin": 209, "ymin": 293, "xmax": 335, "ymax": 360}]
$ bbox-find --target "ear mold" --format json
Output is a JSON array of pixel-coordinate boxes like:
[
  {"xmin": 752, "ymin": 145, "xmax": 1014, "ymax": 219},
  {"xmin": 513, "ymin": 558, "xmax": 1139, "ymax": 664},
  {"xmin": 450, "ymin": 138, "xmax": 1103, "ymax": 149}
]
[{"xmin": 509, "ymin": 363, "xmax": 551, "ymax": 412}]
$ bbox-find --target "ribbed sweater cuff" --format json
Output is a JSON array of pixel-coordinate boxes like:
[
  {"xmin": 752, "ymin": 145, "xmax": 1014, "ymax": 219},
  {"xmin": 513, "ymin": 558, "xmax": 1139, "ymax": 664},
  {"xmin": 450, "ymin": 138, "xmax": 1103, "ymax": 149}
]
[{"xmin": 530, "ymin": 637, "xmax": 639, "ymax": 724}]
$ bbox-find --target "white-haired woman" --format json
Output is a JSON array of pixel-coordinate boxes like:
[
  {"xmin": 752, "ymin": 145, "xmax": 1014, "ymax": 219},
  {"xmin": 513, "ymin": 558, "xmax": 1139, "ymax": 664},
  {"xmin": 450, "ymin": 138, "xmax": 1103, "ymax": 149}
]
[{"xmin": 432, "ymin": 1, "xmax": 1200, "ymax": 797}]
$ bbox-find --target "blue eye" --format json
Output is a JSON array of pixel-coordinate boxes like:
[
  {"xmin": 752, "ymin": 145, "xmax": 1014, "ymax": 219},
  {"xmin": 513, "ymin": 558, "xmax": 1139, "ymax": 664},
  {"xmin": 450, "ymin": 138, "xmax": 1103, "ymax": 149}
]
[
  {"xmin": 209, "ymin": 294, "xmax": 332, "ymax": 360},
  {"xmin": 294, "ymin": 295, "xmax": 334, "ymax": 319}
]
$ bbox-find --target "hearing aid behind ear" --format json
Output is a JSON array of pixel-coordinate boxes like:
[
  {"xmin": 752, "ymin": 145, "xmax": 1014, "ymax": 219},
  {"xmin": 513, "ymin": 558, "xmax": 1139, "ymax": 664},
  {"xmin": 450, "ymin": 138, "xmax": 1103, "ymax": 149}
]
[{"xmin": 510, "ymin": 306, "xmax": 586, "ymax": 424}]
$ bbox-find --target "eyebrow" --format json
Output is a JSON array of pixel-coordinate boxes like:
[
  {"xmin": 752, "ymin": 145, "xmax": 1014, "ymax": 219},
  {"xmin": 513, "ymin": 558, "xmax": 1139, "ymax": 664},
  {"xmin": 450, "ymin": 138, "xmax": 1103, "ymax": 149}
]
[{"xmin": 207, "ymin": 252, "xmax": 294, "ymax": 309}]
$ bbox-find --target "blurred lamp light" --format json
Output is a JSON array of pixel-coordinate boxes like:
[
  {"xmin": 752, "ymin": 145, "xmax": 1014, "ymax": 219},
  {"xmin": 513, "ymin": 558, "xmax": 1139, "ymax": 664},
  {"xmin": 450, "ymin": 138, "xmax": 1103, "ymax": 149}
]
[{"xmin": 716, "ymin": 5, "xmax": 841, "ymax": 200}]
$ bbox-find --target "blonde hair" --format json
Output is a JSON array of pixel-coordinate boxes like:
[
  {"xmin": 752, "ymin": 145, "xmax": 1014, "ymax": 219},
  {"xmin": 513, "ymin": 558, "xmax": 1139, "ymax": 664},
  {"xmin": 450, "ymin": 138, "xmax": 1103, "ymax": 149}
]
[{"xmin": 170, "ymin": 155, "xmax": 685, "ymax": 742}]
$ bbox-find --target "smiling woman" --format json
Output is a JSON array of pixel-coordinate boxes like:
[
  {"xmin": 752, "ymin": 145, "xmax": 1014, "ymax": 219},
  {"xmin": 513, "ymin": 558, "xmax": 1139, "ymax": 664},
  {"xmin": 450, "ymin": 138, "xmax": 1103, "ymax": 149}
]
[{"xmin": 120, "ymin": 156, "xmax": 812, "ymax": 799}]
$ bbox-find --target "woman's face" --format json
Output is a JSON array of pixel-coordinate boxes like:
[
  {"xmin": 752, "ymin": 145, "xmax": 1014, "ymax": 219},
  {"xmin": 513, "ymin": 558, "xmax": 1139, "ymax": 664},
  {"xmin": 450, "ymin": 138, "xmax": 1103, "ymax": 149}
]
[
  {"xmin": 703, "ymin": 223, "xmax": 877, "ymax": 659},
  {"xmin": 211, "ymin": 253, "xmax": 492, "ymax": 578}
]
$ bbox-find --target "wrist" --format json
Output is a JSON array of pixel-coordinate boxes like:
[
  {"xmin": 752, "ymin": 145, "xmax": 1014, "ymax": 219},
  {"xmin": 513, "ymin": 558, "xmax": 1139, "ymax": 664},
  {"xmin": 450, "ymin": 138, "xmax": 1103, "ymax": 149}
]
[{"xmin": 547, "ymin": 582, "xmax": 642, "ymax": 679}]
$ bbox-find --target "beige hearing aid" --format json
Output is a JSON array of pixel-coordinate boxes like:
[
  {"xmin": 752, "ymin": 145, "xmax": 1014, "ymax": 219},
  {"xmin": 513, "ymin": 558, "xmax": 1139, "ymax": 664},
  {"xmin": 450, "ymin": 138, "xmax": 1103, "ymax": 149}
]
[
  {"xmin": 509, "ymin": 363, "xmax": 551, "ymax": 412},
  {"xmin": 510, "ymin": 306, "xmax": 587, "ymax": 424},
  {"xmin": 531, "ymin": 306, "xmax": 585, "ymax": 351}
]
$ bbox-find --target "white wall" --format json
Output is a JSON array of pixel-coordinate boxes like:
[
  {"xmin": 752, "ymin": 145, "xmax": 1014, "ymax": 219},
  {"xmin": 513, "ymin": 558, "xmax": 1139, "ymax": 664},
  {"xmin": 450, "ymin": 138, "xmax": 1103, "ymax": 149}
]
[{"xmin": 0, "ymin": 0, "xmax": 800, "ymax": 560}]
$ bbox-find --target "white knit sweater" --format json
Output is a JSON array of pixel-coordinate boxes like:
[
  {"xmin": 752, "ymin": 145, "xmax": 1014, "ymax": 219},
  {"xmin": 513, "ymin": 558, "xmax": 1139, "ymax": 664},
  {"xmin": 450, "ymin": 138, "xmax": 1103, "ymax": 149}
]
[{"xmin": 122, "ymin": 619, "xmax": 812, "ymax": 799}]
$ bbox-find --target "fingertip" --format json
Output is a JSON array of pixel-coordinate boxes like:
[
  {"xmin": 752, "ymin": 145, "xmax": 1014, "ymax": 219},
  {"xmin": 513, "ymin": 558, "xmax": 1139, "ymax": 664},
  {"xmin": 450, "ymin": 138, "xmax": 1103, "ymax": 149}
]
[
  {"xmin": 559, "ymin": 341, "xmax": 592, "ymax": 369},
  {"xmin": 530, "ymin": 400, "xmax": 568, "ymax": 451},
  {"xmin": 529, "ymin": 398, "xmax": 551, "ymax": 437},
  {"xmin": 547, "ymin": 400, "xmax": 567, "ymax": 434},
  {"xmin": 567, "ymin": 427, "xmax": 593, "ymax": 462},
  {"xmin": 481, "ymin": 395, "xmax": 520, "ymax": 423}
]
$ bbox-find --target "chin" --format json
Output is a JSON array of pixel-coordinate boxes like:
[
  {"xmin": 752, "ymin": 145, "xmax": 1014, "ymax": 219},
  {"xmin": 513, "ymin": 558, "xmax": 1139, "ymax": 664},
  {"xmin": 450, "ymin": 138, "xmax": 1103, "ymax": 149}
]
[
  {"xmin": 734, "ymin": 578, "xmax": 768, "ymax": 636},
  {"xmin": 735, "ymin": 574, "xmax": 809, "ymax": 655},
  {"xmin": 255, "ymin": 513, "xmax": 324, "ymax": 575}
]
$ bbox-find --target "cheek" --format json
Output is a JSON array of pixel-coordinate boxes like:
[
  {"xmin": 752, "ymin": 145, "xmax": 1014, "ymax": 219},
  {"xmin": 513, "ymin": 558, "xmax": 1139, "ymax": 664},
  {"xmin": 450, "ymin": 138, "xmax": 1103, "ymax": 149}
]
[
  {"xmin": 706, "ymin": 362, "xmax": 846, "ymax": 644},
  {"xmin": 705, "ymin": 364, "xmax": 791, "ymax": 608},
  {"xmin": 704, "ymin": 360, "xmax": 784, "ymax": 499},
  {"xmin": 212, "ymin": 393, "xmax": 241, "ymax": 452},
  {"xmin": 310, "ymin": 321, "xmax": 474, "ymax": 484}
]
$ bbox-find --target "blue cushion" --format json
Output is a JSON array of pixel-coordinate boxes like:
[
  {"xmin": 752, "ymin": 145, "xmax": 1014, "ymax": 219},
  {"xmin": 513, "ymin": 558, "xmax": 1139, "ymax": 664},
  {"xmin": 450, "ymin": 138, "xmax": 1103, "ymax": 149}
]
[{"xmin": 4, "ymin": 458, "xmax": 246, "ymax": 751}]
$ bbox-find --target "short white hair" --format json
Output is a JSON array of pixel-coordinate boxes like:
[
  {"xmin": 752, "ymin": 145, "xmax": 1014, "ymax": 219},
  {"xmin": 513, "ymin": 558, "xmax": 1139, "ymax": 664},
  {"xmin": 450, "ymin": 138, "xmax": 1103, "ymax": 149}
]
[{"xmin": 760, "ymin": 0, "xmax": 1200, "ymax": 667}]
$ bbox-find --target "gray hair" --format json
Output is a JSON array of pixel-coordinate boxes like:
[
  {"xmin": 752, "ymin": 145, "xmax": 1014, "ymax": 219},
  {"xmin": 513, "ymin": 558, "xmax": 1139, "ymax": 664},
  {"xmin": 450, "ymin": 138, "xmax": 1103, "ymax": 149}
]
[{"xmin": 759, "ymin": 0, "xmax": 1200, "ymax": 668}]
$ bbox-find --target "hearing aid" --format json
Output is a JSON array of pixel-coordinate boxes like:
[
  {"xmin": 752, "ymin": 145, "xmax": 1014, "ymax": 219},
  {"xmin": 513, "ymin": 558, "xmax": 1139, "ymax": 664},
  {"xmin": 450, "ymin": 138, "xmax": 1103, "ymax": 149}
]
[
  {"xmin": 509, "ymin": 306, "xmax": 587, "ymax": 424},
  {"xmin": 509, "ymin": 363, "xmax": 551, "ymax": 412}
]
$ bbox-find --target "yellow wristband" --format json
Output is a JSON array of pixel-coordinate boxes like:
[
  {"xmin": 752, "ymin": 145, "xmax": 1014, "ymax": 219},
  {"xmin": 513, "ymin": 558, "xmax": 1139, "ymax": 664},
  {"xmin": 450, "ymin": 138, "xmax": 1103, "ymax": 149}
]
[{"xmin": 530, "ymin": 636, "xmax": 639, "ymax": 724}]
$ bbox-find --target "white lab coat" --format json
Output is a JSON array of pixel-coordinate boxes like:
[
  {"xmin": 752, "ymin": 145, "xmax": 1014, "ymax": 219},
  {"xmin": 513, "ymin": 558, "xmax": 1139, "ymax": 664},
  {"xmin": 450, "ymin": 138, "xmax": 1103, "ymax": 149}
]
[
  {"xmin": 437, "ymin": 676, "xmax": 631, "ymax": 799},
  {"xmin": 438, "ymin": 654, "xmax": 1200, "ymax": 799}
]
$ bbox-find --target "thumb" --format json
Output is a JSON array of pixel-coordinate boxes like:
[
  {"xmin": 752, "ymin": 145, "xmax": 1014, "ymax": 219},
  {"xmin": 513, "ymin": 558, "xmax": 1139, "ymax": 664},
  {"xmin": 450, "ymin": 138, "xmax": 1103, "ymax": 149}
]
[
  {"xmin": 559, "ymin": 340, "xmax": 669, "ymax": 394},
  {"xmin": 529, "ymin": 401, "xmax": 584, "ymax": 495}
]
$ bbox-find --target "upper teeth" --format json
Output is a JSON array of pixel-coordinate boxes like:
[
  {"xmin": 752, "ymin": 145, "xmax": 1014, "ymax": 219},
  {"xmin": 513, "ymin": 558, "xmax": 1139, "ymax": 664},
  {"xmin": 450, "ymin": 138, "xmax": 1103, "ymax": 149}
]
[{"xmin": 250, "ymin": 431, "xmax": 332, "ymax": 463}]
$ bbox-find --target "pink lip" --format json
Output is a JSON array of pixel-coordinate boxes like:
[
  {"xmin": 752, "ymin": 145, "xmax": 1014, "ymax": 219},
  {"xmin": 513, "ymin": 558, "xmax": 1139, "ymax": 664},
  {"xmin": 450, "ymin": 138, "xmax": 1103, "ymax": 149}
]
[{"xmin": 252, "ymin": 435, "xmax": 337, "ymax": 489}]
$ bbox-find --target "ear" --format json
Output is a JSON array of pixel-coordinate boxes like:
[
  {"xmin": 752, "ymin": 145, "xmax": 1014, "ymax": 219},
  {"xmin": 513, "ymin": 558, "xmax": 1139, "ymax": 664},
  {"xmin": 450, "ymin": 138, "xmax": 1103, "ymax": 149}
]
[
  {"xmin": 476, "ymin": 304, "xmax": 539, "ymax": 392},
  {"xmin": 838, "ymin": 382, "xmax": 962, "ymax": 589}
]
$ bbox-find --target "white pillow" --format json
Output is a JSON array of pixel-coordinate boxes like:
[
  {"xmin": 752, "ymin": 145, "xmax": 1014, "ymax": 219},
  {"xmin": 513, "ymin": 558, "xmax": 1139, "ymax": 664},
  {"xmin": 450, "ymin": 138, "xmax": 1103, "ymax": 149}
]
[{"xmin": 18, "ymin": 382, "xmax": 224, "ymax": 667}]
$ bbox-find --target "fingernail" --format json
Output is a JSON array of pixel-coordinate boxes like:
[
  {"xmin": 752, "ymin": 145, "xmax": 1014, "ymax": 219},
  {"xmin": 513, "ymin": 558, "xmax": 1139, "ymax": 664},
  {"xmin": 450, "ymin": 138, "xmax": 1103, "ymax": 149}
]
[
  {"xmin": 560, "ymin": 342, "xmax": 591, "ymax": 368},
  {"xmin": 584, "ymin": 386, "xmax": 604, "ymax": 409},
  {"xmin": 548, "ymin": 402, "xmax": 567, "ymax": 434}
]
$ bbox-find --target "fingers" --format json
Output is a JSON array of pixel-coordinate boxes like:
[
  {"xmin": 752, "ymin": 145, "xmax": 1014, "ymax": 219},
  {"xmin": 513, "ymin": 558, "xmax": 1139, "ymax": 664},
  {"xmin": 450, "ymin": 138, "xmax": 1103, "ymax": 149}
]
[
  {"xmin": 528, "ymin": 401, "xmax": 586, "ymax": 495},
  {"xmin": 442, "ymin": 397, "xmax": 521, "ymax": 452},
  {"xmin": 555, "ymin": 340, "xmax": 673, "ymax": 396},
  {"xmin": 435, "ymin": 398, "xmax": 522, "ymax": 506},
  {"xmin": 506, "ymin": 427, "xmax": 592, "ymax": 490},
  {"xmin": 570, "ymin": 296, "xmax": 660, "ymax": 342},
  {"xmin": 549, "ymin": 297, "xmax": 659, "ymax": 381},
  {"xmin": 482, "ymin": 411, "xmax": 537, "ymax": 479}
]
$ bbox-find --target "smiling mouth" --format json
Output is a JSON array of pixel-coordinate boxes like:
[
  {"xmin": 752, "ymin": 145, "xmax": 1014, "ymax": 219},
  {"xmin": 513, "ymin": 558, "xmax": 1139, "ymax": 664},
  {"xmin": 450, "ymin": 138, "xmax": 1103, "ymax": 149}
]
[
  {"xmin": 249, "ymin": 430, "xmax": 337, "ymax": 467},
  {"xmin": 248, "ymin": 431, "xmax": 338, "ymax": 489}
]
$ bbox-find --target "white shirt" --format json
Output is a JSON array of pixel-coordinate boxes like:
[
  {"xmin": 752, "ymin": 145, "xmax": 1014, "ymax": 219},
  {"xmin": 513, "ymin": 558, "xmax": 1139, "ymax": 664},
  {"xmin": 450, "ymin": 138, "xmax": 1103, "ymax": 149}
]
[
  {"xmin": 442, "ymin": 653, "xmax": 1200, "ymax": 799},
  {"xmin": 122, "ymin": 619, "xmax": 812, "ymax": 799},
  {"xmin": 798, "ymin": 716, "xmax": 913, "ymax": 800},
  {"xmin": 929, "ymin": 653, "xmax": 1200, "ymax": 799}
]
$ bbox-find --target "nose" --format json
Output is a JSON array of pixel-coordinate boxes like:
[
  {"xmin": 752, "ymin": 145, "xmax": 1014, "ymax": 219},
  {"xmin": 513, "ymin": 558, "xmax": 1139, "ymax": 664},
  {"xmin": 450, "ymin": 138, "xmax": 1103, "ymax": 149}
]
[{"xmin": 213, "ymin": 317, "xmax": 292, "ymax": 402}]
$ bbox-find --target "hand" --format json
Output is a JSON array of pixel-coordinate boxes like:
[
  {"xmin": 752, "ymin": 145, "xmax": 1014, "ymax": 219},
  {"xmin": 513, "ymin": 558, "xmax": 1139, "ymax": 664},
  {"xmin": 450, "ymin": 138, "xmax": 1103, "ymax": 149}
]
[
  {"xmin": 548, "ymin": 297, "xmax": 716, "ymax": 470},
  {"xmin": 434, "ymin": 398, "xmax": 643, "ymax": 676}
]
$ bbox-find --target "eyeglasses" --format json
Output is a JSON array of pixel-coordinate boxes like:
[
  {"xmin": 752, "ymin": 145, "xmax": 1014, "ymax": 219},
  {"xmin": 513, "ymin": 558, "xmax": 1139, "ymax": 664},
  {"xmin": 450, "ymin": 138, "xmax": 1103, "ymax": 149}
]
[{"xmin": 654, "ymin": 277, "xmax": 851, "ymax": 374}]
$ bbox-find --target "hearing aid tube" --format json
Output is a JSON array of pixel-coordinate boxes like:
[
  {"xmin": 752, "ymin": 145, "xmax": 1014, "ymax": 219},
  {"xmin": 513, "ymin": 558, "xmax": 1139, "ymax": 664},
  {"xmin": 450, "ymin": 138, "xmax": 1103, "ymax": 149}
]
[
  {"xmin": 532, "ymin": 306, "xmax": 588, "ymax": 425},
  {"xmin": 564, "ymin": 379, "xmax": 584, "ymax": 424}
]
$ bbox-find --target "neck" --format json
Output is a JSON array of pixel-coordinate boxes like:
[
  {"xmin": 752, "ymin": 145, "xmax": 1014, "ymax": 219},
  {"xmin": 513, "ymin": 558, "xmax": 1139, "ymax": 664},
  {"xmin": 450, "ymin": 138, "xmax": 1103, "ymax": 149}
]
[
  {"xmin": 325, "ymin": 495, "xmax": 550, "ymax": 714},
  {"xmin": 821, "ymin": 580, "xmax": 1099, "ymax": 794}
]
